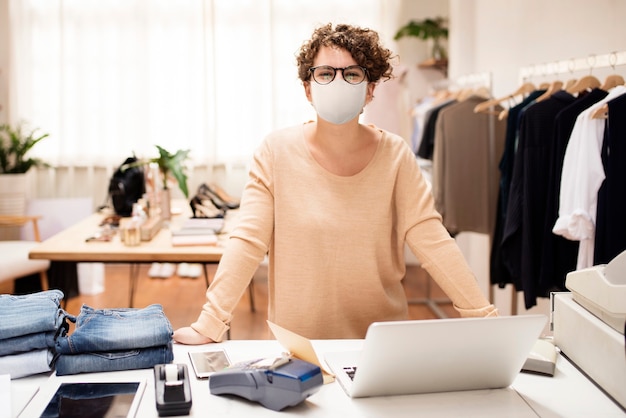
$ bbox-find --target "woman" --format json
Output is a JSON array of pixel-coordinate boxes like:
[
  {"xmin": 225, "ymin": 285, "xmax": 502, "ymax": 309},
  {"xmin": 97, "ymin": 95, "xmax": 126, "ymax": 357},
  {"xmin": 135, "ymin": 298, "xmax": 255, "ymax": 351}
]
[{"xmin": 174, "ymin": 23, "xmax": 496, "ymax": 345}]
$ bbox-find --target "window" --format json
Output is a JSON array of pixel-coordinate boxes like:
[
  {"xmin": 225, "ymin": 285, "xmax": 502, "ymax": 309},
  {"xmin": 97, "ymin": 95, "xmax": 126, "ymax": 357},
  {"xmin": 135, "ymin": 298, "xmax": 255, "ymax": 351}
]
[{"xmin": 8, "ymin": 0, "xmax": 384, "ymax": 167}]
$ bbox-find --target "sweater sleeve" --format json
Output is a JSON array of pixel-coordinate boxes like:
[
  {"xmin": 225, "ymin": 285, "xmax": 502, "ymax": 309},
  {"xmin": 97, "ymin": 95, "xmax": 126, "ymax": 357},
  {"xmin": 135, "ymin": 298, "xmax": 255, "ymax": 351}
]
[
  {"xmin": 191, "ymin": 141, "xmax": 275, "ymax": 341},
  {"xmin": 406, "ymin": 221, "xmax": 497, "ymax": 317}
]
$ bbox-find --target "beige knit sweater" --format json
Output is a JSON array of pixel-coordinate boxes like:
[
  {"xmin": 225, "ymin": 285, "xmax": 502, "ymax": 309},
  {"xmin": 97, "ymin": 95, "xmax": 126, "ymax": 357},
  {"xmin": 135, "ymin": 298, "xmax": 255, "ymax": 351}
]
[{"xmin": 192, "ymin": 123, "xmax": 496, "ymax": 341}]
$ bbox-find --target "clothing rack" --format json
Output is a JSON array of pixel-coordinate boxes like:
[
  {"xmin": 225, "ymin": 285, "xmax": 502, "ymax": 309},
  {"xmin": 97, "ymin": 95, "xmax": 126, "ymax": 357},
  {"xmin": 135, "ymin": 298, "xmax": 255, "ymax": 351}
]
[
  {"xmin": 519, "ymin": 51, "xmax": 626, "ymax": 82},
  {"xmin": 495, "ymin": 52, "xmax": 626, "ymax": 315}
]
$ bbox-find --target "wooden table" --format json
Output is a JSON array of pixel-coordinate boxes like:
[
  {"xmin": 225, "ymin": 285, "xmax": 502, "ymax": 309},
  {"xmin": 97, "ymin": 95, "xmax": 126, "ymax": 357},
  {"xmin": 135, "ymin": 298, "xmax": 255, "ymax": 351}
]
[{"xmin": 28, "ymin": 204, "xmax": 246, "ymax": 308}]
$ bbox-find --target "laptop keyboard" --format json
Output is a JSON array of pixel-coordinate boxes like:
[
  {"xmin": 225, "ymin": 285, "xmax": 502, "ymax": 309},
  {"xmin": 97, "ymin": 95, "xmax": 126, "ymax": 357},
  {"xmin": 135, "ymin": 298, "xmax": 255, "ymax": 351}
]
[{"xmin": 343, "ymin": 366, "xmax": 358, "ymax": 380}]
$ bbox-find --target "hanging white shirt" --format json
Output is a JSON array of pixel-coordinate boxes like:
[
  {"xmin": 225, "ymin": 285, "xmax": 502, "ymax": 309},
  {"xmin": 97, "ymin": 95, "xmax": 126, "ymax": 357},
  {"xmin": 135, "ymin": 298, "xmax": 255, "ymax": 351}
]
[{"xmin": 553, "ymin": 85, "xmax": 626, "ymax": 269}]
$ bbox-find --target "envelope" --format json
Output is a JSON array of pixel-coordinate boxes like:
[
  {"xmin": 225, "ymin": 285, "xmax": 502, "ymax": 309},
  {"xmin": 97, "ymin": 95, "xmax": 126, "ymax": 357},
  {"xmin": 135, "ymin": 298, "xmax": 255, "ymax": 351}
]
[{"xmin": 267, "ymin": 320, "xmax": 335, "ymax": 384}]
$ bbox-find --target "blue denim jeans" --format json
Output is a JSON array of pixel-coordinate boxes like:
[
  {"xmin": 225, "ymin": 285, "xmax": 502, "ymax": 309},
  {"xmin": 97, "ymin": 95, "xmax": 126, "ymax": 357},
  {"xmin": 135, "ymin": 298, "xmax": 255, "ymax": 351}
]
[
  {"xmin": 55, "ymin": 304, "xmax": 173, "ymax": 354},
  {"xmin": 0, "ymin": 331, "xmax": 56, "ymax": 356},
  {"xmin": 0, "ymin": 290, "xmax": 66, "ymax": 340},
  {"xmin": 0, "ymin": 348, "xmax": 54, "ymax": 379},
  {"xmin": 54, "ymin": 343, "xmax": 174, "ymax": 375}
]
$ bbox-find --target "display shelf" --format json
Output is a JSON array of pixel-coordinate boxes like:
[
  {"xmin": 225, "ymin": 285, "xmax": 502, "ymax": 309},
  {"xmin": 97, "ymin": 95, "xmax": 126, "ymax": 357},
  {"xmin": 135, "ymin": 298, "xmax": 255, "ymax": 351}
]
[{"xmin": 418, "ymin": 57, "xmax": 448, "ymax": 75}]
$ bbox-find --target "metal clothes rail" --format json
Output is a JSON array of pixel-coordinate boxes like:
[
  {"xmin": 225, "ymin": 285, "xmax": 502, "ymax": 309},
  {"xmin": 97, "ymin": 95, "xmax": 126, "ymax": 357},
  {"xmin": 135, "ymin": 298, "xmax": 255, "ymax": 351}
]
[{"xmin": 519, "ymin": 51, "xmax": 626, "ymax": 81}]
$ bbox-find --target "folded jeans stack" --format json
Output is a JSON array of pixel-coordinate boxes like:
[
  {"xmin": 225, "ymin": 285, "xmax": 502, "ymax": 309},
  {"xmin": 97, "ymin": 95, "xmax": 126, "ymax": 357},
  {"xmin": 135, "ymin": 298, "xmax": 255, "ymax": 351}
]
[
  {"xmin": 0, "ymin": 290, "xmax": 68, "ymax": 379},
  {"xmin": 54, "ymin": 304, "xmax": 174, "ymax": 376}
]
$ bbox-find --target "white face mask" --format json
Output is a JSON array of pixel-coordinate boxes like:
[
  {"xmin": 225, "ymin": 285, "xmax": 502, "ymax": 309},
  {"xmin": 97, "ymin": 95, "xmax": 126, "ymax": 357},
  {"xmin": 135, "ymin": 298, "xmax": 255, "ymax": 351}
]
[{"xmin": 310, "ymin": 79, "xmax": 367, "ymax": 125}]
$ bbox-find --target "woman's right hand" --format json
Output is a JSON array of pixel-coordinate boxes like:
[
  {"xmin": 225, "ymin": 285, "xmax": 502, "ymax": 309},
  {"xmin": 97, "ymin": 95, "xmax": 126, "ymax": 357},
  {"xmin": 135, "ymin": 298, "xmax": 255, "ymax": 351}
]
[{"xmin": 173, "ymin": 326, "xmax": 214, "ymax": 345}]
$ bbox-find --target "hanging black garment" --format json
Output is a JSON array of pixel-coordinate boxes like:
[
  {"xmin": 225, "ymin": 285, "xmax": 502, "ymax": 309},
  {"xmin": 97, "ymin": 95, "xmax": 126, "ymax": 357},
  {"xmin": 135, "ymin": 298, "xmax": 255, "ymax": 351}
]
[
  {"xmin": 416, "ymin": 100, "xmax": 456, "ymax": 160},
  {"xmin": 500, "ymin": 91, "xmax": 576, "ymax": 309},
  {"xmin": 594, "ymin": 92, "xmax": 626, "ymax": 265},
  {"xmin": 538, "ymin": 89, "xmax": 607, "ymax": 293},
  {"xmin": 490, "ymin": 90, "xmax": 545, "ymax": 288}
]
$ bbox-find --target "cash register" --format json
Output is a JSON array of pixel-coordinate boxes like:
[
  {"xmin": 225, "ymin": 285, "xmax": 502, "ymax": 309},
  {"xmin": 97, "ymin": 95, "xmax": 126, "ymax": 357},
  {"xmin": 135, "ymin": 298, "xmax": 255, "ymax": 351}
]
[
  {"xmin": 552, "ymin": 249, "xmax": 626, "ymax": 409},
  {"xmin": 565, "ymin": 248, "xmax": 626, "ymax": 334}
]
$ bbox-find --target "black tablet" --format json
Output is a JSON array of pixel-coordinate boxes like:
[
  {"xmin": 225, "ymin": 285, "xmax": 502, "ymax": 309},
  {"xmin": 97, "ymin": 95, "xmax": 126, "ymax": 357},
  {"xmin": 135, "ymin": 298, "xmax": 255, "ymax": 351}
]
[{"xmin": 24, "ymin": 379, "xmax": 147, "ymax": 418}]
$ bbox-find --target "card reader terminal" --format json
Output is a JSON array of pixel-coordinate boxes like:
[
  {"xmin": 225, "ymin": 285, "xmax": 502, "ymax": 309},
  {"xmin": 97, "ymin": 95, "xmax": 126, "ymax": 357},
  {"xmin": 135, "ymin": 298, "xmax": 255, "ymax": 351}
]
[{"xmin": 209, "ymin": 355, "xmax": 323, "ymax": 411}]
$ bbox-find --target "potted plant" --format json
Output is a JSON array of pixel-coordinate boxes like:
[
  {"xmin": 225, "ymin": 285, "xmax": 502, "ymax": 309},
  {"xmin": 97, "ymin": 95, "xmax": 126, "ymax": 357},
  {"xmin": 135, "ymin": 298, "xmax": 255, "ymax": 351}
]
[
  {"xmin": 123, "ymin": 145, "xmax": 191, "ymax": 219},
  {"xmin": 0, "ymin": 122, "xmax": 49, "ymax": 174},
  {"xmin": 394, "ymin": 17, "xmax": 449, "ymax": 63},
  {"xmin": 0, "ymin": 122, "xmax": 49, "ymax": 215}
]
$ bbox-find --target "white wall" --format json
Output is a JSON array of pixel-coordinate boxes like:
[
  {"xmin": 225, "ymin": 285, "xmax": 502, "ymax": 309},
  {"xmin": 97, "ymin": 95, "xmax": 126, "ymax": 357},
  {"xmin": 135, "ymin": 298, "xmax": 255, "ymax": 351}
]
[{"xmin": 449, "ymin": 0, "xmax": 626, "ymax": 96}]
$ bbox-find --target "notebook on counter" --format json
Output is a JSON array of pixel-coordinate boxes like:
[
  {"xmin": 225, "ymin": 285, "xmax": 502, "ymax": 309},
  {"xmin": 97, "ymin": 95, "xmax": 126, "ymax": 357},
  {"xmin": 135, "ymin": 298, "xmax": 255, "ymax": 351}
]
[{"xmin": 324, "ymin": 314, "xmax": 547, "ymax": 398}]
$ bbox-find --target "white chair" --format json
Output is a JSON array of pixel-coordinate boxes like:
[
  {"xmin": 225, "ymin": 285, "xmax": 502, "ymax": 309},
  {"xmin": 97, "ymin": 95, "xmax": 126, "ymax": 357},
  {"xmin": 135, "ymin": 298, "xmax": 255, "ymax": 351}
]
[{"xmin": 0, "ymin": 215, "xmax": 50, "ymax": 291}]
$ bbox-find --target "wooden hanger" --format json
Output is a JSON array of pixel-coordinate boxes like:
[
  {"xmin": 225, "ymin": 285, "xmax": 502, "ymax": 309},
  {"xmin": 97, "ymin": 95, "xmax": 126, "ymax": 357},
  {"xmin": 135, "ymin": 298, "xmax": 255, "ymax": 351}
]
[
  {"xmin": 535, "ymin": 80, "xmax": 564, "ymax": 102},
  {"xmin": 591, "ymin": 104, "xmax": 608, "ymax": 119},
  {"xmin": 473, "ymin": 82, "xmax": 536, "ymax": 113},
  {"xmin": 431, "ymin": 89, "xmax": 453, "ymax": 106},
  {"xmin": 456, "ymin": 88, "xmax": 476, "ymax": 101},
  {"xmin": 509, "ymin": 81, "xmax": 538, "ymax": 97},
  {"xmin": 566, "ymin": 74, "xmax": 601, "ymax": 94},
  {"xmin": 445, "ymin": 89, "xmax": 462, "ymax": 101},
  {"xmin": 600, "ymin": 74, "xmax": 625, "ymax": 91},
  {"xmin": 563, "ymin": 78, "xmax": 577, "ymax": 91},
  {"xmin": 456, "ymin": 86, "xmax": 492, "ymax": 102},
  {"xmin": 477, "ymin": 107, "xmax": 500, "ymax": 116},
  {"xmin": 472, "ymin": 86, "xmax": 493, "ymax": 100}
]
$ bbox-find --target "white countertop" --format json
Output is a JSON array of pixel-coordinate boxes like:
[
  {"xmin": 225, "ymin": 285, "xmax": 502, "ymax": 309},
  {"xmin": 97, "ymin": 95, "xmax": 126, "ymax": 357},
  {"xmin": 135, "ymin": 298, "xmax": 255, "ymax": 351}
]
[{"xmin": 12, "ymin": 339, "xmax": 625, "ymax": 417}]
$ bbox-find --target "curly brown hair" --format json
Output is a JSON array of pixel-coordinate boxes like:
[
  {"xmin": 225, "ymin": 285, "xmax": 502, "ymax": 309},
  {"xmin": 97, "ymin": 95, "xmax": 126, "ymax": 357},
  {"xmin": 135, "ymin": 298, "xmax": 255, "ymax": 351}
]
[{"xmin": 296, "ymin": 23, "xmax": 394, "ymax": 84}]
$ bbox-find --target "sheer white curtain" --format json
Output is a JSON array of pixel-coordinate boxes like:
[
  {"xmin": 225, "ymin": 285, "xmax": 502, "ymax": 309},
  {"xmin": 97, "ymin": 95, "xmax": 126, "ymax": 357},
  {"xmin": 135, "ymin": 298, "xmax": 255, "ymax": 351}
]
[{"xmin": 8, "ymin": 0, "xmax": 386, "ymax": 168}]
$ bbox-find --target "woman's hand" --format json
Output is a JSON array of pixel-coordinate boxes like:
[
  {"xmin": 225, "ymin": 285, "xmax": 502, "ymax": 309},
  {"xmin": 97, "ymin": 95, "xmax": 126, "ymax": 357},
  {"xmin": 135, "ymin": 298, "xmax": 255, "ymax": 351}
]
[{"xmin": 173, "ymin": 326, "xmax": 214, "ymax": 345}]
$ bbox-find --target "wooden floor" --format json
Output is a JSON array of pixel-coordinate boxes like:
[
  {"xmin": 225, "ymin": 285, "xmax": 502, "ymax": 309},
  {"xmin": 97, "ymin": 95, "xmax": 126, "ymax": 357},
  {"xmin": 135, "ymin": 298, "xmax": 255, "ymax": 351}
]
[{"xmin": 4, "ymin": 264, "xmax": 459, "ymax": 340}]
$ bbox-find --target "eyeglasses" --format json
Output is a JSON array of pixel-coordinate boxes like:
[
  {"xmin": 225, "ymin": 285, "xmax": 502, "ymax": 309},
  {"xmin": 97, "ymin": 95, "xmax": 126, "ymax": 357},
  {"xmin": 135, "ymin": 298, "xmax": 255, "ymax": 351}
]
[{"xmin": 309, "ymin": 65, "xmax": 368, "ymax": 85}]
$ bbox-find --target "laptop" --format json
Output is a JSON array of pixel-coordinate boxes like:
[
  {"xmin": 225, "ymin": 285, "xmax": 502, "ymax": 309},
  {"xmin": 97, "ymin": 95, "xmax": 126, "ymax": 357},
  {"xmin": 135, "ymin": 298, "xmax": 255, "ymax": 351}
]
[{"xmin": 324, "ymin": 314, "xmax": 547, "ymax": 398}]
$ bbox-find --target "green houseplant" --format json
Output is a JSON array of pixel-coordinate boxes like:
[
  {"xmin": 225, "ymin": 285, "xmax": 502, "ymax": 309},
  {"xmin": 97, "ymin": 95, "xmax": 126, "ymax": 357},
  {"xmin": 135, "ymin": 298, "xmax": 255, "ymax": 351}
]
[
  {"xmin": 394, "ymin": 17, "xmax": 449, "ymax": 61},
  {"xmin": 0, "ymin": 123, "xmax": 49, "ymax": 174}
]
